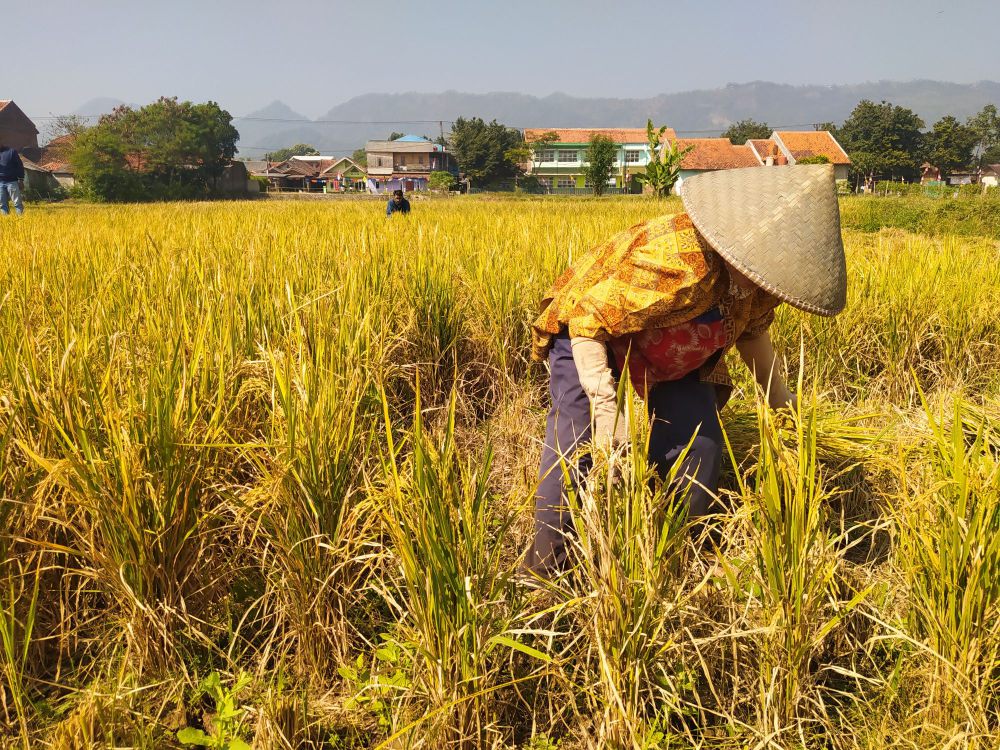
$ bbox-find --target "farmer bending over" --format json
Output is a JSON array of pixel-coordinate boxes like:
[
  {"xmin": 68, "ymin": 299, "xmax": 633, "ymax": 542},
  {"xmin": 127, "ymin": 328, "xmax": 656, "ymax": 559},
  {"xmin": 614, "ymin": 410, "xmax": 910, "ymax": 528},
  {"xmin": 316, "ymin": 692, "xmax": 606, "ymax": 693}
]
[
  {"xmin": 525, "ymin": 165, "xmax": 847, "ymax": 576},
  {"xmin": 386, "ymin": 188, "xmax": 411, "ymax": 217}
]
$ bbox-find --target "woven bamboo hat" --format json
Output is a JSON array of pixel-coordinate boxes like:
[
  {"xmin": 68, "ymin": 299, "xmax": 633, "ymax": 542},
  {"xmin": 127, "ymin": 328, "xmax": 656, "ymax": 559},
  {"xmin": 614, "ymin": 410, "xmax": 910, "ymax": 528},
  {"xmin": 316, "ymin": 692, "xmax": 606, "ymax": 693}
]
[{"xmin": 680, "ymin": 164, "xmax": 847, "ymax": 316}]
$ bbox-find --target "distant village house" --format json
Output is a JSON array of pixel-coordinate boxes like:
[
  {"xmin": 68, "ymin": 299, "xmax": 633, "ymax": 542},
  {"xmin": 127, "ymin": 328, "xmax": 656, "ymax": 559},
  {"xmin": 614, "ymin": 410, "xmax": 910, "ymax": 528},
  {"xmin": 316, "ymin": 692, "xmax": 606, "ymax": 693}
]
[
  {"xmin": 364, "ymin": 135, "xmax": 456, "ymax": 193},
  {"xmin": 0, "ymin": 100, "xmax": 64, "ymax": 195},
  {"xmin": 249, "ymin": 156, "xmax": 367, "ymax": 192},
  {"xmin": 522, "ymin": 126, "xmax": 850, "ymax": 194},
  {"xmin": 767, "ymin": 130, "xmax": 851, "ymax": 180},
  {"xmin": 523, "ymin": 128, "xmax": 666, "ymax": 193},
  {"xmin": 39, "ymin": 133, "xmax": 77, "ymax": 187},
  {"xmin": 0, "ymin": 100, "xmax": 41, "ymax": 161}
]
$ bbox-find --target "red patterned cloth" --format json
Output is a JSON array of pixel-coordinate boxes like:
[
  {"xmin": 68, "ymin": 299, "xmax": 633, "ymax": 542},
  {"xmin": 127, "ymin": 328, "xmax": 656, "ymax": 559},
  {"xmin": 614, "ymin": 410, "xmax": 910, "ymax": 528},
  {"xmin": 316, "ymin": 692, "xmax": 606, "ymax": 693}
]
[{"xmin": 609, "ymin": 308, "xmax": 728, "ymax": 397}]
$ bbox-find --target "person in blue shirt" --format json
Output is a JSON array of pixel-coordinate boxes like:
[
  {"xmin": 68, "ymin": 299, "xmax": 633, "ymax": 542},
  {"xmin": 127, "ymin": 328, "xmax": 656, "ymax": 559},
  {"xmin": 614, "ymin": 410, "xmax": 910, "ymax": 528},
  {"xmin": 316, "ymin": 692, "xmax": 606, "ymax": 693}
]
[
  {"xmin": 386, "ymin": 189, "xmax": 411, "ymax": 217},
  {"xmin": 0, "ymin": 144, "xmax": 25, "ymax": 216}
]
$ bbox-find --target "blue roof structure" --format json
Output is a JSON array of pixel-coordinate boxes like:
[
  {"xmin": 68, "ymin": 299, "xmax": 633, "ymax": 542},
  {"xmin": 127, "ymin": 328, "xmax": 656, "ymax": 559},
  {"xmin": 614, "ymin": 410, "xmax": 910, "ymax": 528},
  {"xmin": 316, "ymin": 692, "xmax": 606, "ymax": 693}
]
[{"xmin": 396, "ymin": 134, "xmax": 430, "ymax": 143}]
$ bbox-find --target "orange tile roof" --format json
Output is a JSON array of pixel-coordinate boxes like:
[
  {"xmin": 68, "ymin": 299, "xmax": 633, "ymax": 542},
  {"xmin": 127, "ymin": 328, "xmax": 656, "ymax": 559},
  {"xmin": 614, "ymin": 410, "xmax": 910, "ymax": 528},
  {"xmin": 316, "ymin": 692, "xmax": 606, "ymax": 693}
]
[
  {"xmin": 746, "ymin": 139, "xmax": 788, "ymax": 165},
  {"xmin": 773, "ymin": 131, "xmax": 850, "ymax": 165},
  {"xmin": 673, "ymin": 139, "xmax": 761, "ymax": 170},
  {"xmin": 41, "ymin": 160, "xmax": 72, "ymax": 173},
  {"xmin": 43, "ymin": 134, "xmax": 75, "ymax": 150},
  {"xmin": 39, "ymin": 134, "xmax": 77, "ymax": 168},
  {"xmin": 524, "ymin": 127, "xmax": 675, "ymax": 144}
]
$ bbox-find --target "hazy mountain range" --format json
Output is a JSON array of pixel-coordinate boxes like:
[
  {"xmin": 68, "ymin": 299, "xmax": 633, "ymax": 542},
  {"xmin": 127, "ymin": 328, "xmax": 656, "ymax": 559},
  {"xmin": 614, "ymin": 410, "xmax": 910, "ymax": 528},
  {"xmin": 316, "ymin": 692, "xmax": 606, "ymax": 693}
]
[{"xmin": 72, "ymin": 80, "xmax": 1000, "ymax": 156}]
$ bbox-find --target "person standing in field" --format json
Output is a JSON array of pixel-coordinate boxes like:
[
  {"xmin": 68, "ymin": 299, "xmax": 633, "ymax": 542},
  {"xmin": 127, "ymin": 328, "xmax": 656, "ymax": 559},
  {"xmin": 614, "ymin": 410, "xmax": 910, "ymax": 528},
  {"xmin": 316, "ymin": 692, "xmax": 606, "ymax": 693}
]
[
  {"xmin": 0, "ymin": 144, "xmax": 25, "ymax": 216},
  {"xmin": 526, "ymin": 165, "xmax": 847, "ymax": 576},
  {"xmin": 386, "ymin": 188, "xmax": 411, "ymax": 217}
]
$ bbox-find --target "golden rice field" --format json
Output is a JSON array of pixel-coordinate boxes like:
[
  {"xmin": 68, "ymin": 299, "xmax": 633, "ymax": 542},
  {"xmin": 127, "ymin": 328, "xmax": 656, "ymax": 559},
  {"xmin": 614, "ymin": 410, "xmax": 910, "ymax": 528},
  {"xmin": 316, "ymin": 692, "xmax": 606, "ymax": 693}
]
[{"xmin": 1, "ymin": 195, "xmax": 1000, "ymax": 749}]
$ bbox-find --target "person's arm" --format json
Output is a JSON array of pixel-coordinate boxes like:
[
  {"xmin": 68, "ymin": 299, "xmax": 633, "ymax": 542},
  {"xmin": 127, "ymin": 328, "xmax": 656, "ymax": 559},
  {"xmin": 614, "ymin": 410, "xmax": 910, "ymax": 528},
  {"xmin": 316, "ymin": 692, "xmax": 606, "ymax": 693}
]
[
  {"xmin": 735, "ymin": 331, "xmax": 796, "ymax": 410},
  {"xmin": 386, "ymin": 201, "xmax": 393, "ymax": 217},
  {"xmin": 13, "ymin": 152, "xmax": 24, "ymax": 182},
  {"xmin": 571, "ymin": 336, "xmax": 626, "ymax": 447}
]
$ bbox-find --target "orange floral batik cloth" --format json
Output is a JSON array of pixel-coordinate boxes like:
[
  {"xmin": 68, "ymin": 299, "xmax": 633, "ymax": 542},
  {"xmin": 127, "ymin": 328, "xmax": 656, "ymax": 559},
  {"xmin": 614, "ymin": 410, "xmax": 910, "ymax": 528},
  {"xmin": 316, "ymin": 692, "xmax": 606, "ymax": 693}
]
[{"xmin": 531, "ymin": 212, "xmax": 780, "ymax": 400}]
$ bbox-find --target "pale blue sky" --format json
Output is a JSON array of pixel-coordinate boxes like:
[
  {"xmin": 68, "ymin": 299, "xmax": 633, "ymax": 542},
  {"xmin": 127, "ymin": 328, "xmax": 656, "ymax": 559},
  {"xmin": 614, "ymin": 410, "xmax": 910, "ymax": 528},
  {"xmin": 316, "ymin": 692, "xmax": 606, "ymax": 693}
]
[{"xmin": 11, "ymin": 0, "xmax": 1000, "ymax": 120}]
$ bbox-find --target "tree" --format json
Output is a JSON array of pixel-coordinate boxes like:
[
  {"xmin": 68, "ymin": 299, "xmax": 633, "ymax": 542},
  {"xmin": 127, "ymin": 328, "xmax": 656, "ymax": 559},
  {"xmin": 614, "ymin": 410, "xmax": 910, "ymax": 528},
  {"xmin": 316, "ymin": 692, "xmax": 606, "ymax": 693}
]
[
  {"xmin": 448, "ymin": 117, "xmax": 523, "ymax": 187},
  {"xmin": 72, "ymin": 125, "xmax": 145, "ymax": 201},
  {"xmin": 968, "ymin": 104, "xmax": 1000, "ymax": 167},
  {"xmin": 502, "ymin": 142, "xmax": 532, "ymax": 188},
  {"xmin": 583, "ymin": 133, "xmax": 616, "ymax": 196},
  {"xmin": 387, "ymin": 131, "xmax": 404, "ymax": 141},
  {"xmin": 983, "ymin": 145, "xmax": 1000, "ymax": 165},
  {"xmin": 350, "ymin": 147, "xmax": 367, "ymax": 167},
  {"xmin": 924, "ymin": 116, "xmax": 978, "ymax": 176},
  {"xmin": 525, "ymin": 130, "xmax": 560, "ymax": 174},
  {"xmin": 837, "ymin": 99, "xmax": 925, "ymax": 185},
  {"xmin": 72, "ymin": 97, "xmax": 239, "ymax": 201},
  {"xmin": 797, "ymin": 155, "xmax": 830, "ymax": 164},
  {"xmin": 44, "ymin": 113, "xmax": 89, "ymax": 143},
  {"xmin": 721, "ymin": 118, "xmax": 771, "ymax": 145},
  {"xmin": 266, "ymin": 143, "xmax": 319, "ymax": 161},
  {"xmin": 429, "ymin": 171, "xmax": 454, "ymax": 191},
  {"xmin": 638, "ymin": 119, "xmax": 692, "ymax": 198},
  {"xmin": 42, "ymin": 114, "xmax": 89, "ymax": 164}
]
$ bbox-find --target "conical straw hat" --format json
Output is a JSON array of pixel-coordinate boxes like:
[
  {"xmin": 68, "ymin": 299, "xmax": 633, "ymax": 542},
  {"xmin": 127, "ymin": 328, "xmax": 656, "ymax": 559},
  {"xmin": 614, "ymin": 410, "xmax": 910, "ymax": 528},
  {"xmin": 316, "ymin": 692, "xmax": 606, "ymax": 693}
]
[{"xmin": 680, "ymin": 164, "xmax": 847, "ymax": 316}]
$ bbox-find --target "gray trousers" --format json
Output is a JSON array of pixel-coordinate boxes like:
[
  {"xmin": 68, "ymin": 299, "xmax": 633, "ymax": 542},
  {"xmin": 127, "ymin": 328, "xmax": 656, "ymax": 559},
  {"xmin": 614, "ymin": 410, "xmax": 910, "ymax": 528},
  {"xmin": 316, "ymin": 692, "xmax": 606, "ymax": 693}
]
[
  {"xmin": 526, "ymin": 331, "xmax": 722, "ymax": 575},
  {"xmin": 0, "ymin": 181, "xmax": 23, "ymax": 216}
]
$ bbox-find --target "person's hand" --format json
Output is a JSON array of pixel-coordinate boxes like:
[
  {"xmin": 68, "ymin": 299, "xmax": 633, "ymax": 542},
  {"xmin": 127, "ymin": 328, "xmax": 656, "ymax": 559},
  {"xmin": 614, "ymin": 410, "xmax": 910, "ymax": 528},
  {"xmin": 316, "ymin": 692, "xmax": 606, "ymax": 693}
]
[
  {"xmin": 591, "ymin": 430, "xmax": 629, "ymax": 486},
  {"xmin": 591, "ymin": 407, "xmax": 628, "ymax": 480},
  {"xmin": 17, "ymin": 179, "xmax": 24, "ymax": 190}
]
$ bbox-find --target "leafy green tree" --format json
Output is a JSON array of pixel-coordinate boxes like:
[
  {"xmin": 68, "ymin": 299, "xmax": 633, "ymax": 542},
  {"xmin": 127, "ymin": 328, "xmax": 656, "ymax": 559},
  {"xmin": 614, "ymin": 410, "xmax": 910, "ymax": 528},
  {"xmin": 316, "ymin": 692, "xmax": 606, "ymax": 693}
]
[
  {"xmin": 583, "ymin": 133, "xmax": 617, "ymax": 196},
  {"xmin": 797, "ymin": 155, "xmax": 830, "ymax": 164},
  {"xmin": 837, "ymin": 99, "xmax": 925, "ymax": 184},
  {"xmin": 428, "ymin": 171, "xmax": 454, "ymax": 191},
  {"xmin": 351, "ymin": 147, "xmax": 367, "ymax": 167},
  {"xmin": 967, "ymin": 104, "xmax": 1000, "ymax": 167},
  {"xmin": 448, "ymin": 117, "xmax": 523, "ymax": 187},
  {"xmin": 525, "ymin": 130, "xmax": 560, "ymax": 173},
  {"xmin": 387, "ymin": 131, "xmax": 405, "ymax": 141},
  {"xmin": 72, "ymin": 125, "xmax": 145, "ymax": 201},
  {"xmin": 503, "ymin": 142, "xmax": 532, "ymax": 188},
  {"xmin": 638, "ymin": 120, "xmax": 692, "ymax": 198},
  {"xmin": 924, "ymin": 116, "xmax": 978, "ymax": 176},
  {"xmin": 71, "ymin": 97, "xmax": 239, "ymax": 201},
  {"xmin": 266, "ymin": 143, "xmax": 319, "ymax": 161},
  {"xmin": 721, "ymin": 118, "xmax": 771, "ymax": 145}
]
